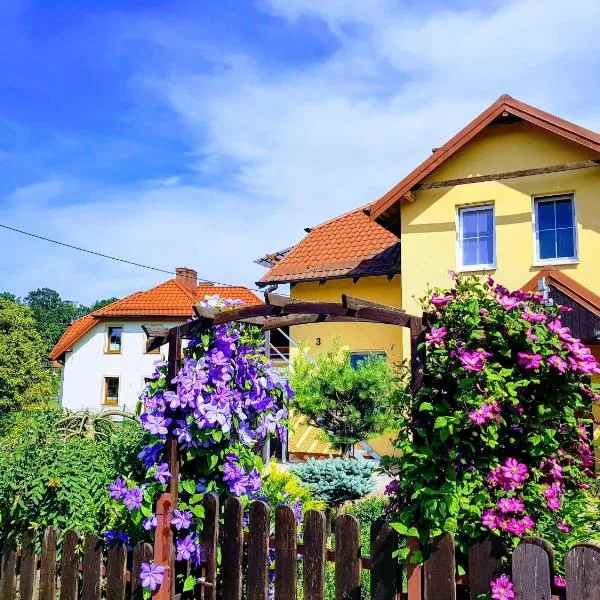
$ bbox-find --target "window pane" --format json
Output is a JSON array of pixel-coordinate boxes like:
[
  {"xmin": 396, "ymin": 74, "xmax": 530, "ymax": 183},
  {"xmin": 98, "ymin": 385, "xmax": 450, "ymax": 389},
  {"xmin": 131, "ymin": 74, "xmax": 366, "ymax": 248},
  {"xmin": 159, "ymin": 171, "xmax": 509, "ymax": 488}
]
[
  {"xmin": 105, "ymin": 378, "xmax": 119, "ymax": 403},
  {"xmin": 555, "ymin": 199, "xmax": 573, "ymax": 228},
  {"xmin": 479, "ymin": 236, "xmax": 494, "ymax": 265},
  {"xmin": 462, "ymin": 238, "xmax": 478, "ymax": 265},
  {"xmin": 462, "ymin": 211, "xmax": 478, "ymax": 238},
  {"xmin": 478, "ymin": 209, "xmax": 494, "ymax": 237},
  {"xmin": 537, "ymin": 201, "xmax": 555, "ymax": 231},
  {"xmin": 556, "ymin": 227, "xmax": 575, "ymax": 258},
  {"xmin": 108, "ymin": 327, "xmax": 122, "ymax": 351},
  {"xmin": 539, "ymin": 229, "xmax": 556, "ymax": 260}
]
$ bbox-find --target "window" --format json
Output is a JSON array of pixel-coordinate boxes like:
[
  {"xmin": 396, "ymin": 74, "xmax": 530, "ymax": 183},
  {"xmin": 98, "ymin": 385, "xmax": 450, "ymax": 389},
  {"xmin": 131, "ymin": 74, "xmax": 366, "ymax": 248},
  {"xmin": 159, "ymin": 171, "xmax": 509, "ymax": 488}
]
[
  {"xmin": 534, "ymin": 195, "xmax": 577, "ymax": 263},
  {"xmin": 106, "ymin": 326, "xmax": 122, "ymax": 353},
  {"xmin": 458, "ymin": 205, "xmax": 495, "ymax": 269},
  {"xmin": 350, "ymin": 352, "xmax": 386, "ymax": 369},
  {"xmin": 103, "ymin": 377, "xmax": 120, "ymax": 406}
]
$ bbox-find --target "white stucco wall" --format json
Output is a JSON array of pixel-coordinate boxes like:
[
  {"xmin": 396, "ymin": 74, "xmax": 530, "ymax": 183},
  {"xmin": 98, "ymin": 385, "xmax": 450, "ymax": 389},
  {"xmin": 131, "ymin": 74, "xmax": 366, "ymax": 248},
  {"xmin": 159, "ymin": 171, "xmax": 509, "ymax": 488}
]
[{"xmin": 60, "ymin": 320, "xmax": 181, "ymax": 412}]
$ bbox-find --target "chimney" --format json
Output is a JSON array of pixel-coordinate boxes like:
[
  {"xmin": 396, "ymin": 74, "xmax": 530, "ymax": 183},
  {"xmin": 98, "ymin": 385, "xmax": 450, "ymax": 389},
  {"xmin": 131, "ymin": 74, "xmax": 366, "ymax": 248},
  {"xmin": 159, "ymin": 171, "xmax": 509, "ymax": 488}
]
[{"xmin": 175, "ymin": 267, "xmax": 198, "ymax": 293}]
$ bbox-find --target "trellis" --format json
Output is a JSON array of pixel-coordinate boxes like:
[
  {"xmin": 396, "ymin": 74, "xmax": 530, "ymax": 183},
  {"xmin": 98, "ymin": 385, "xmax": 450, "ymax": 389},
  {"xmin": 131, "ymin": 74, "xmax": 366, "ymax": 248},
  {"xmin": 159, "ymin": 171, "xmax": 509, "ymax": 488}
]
[{"xmin": 143, "ymin": 292, "xmax": 426, "ymax": 600}]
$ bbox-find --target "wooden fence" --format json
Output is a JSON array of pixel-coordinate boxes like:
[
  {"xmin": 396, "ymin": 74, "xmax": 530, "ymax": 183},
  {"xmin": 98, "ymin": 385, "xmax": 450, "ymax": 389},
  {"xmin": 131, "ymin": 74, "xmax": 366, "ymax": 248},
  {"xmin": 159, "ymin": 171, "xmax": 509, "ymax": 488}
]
[{"xmin": 2, "ymin": 495, "xmax": 600, "ymax": 600}]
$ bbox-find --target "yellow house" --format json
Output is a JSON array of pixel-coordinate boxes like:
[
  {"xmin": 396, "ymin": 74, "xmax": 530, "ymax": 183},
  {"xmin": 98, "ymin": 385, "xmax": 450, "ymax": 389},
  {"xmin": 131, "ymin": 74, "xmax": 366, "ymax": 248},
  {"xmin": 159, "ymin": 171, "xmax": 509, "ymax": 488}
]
[{"xmin": 258, "ymin": 94, "xmax": 600, "ymax": 459}]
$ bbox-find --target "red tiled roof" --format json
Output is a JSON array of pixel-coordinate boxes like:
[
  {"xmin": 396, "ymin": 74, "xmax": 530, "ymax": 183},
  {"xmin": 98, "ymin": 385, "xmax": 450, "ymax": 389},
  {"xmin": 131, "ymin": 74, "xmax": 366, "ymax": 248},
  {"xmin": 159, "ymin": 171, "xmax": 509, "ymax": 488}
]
[
  {"xmin": 50, "ymin": 279, "xmax": 261, "ymax": 361},
  {"xmin": 258, "ymin": 208, "xmax": 400, "ymax": 285},
  {"xmin": 370, "ymin": 94, "xmax": 600, "ymax": 220}
]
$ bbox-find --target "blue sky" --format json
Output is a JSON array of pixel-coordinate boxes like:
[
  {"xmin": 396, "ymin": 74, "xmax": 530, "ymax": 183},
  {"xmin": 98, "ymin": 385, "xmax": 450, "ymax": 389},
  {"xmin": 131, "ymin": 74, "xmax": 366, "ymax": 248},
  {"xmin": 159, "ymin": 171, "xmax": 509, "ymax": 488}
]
[{"xmin": 1, "ymin": 0, "xmax": 600, "ymax": 303}]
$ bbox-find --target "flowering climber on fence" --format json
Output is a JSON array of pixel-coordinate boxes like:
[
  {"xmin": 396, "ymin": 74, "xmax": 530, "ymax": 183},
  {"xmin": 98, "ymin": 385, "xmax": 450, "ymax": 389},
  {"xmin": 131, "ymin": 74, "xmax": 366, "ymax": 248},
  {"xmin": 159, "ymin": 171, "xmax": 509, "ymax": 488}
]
[
  {"xmin": 383, "ymin": 273, "xmax": 600, "ymax": 597},
  {"xmin": 104, "ymin": 296, "xmax": 292, "ymax": 596}
]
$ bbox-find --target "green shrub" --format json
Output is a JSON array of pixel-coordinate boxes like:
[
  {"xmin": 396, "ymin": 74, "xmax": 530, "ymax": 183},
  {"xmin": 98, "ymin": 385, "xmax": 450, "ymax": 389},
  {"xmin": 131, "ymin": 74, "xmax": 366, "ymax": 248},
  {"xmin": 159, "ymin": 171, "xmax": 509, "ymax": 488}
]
[
  {"xmin": 0, "ymin": 409, "xmax": 148, "ymax": 543},
  {"xmin": 292, "ymin": 459, "xmax": 374, "ymax": 507}
]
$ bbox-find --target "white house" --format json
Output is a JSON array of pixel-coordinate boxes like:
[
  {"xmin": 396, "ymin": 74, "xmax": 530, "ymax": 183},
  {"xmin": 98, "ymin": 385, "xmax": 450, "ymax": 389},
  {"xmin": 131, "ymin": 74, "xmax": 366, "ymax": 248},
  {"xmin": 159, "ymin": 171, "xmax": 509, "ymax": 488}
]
[{"xmin": 50, "ymin": 268, "xmax": 262, "ymax": 412}]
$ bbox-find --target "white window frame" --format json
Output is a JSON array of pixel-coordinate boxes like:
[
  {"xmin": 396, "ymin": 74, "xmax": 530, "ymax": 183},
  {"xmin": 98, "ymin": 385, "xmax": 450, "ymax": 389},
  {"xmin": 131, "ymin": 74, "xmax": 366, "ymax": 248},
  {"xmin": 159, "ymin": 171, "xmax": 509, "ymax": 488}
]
[
  {"xmin": 532, "ymin": 194, "xmax": 579, "ymax": 266},
  {"xmin": 456, "ymin": 204, "xmax": 497, "ymax": 272}
]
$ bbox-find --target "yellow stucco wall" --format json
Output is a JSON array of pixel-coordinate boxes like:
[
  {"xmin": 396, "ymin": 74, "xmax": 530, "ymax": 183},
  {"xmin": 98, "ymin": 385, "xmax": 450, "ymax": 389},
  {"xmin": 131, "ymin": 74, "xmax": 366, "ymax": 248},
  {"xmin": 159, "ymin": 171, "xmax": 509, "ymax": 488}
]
[
  {"xmin": 401, "ymin": 121, "xmax": 600, "ymax": 317},
  {"xmin": 287, "ymin": 275, "xmax": 402, "ymax": 458}
]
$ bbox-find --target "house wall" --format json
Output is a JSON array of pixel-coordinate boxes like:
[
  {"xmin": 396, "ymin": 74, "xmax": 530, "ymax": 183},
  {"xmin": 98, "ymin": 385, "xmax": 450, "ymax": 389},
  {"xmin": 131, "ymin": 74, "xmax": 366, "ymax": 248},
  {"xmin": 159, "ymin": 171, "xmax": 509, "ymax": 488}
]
[
  {"xmin": 400, "ymin": 121, "xmax": 600, "ymax": 319},
  {"xmin": 60, "ymin": 320, "xmax": 178, "ymax": 412},
  {"xmin": 287, "ymin": 274, "xmax": 402, "ymax": 458}
]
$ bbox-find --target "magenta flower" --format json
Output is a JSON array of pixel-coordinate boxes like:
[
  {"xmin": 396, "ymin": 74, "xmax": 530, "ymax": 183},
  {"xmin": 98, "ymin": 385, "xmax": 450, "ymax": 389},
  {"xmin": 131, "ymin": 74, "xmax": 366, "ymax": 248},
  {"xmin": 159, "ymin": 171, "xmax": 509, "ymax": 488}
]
[
  {"xmin": 547, "ymin": 319, "xmax": 576, "ymax": 342},
  {"xmin": 501, "ymin": 458, "xmax": 528, "ymax": 485},
  {"xmin": 458, "ymin": 348, "xmax": 491, "ymax": 372},
  {"xmin": 520, "ymin": 306, "xmax": 546, "ymax": 323},
  {"xmin": 482, "ymin": 509, "xmax": 499, "ymax": 530},
  {"xmin": 497, "ymin": 497, "xmax": 524, "ymax": 514},
  {"xmin": 490, "ymin": 574, "xmax": 515, "ymax": 600},
  {"xmin": 430, "ymin": 292, "xmax": 453, "ymax": 309},
  {"xmin": 426, "ymin": 326, "xmax": 447, "ymax": 345},
  {"xmin": 517, "ymin": 352, "xmax": 542, "ymax": 369},
  {"xmin": 497, "ymin": 295, "xmax": 521, "ymax": 311},
  {"xmin": 548, "ymin": 355, "xmax": 568, "ymax": 373},
  {"xmin": 557, "ymin": 519, "xmax": 571, "ymax": 533},
  {"xmin": 554, "ymin": 575, "xmax": 567, "ymax": 588},
  {"xmin": 469, "ymin": 402, "xmax": 497, "ymax": 426},
  {"xmin": 140, "ymin": 563, "xmax": 165, "ymax": 592}
]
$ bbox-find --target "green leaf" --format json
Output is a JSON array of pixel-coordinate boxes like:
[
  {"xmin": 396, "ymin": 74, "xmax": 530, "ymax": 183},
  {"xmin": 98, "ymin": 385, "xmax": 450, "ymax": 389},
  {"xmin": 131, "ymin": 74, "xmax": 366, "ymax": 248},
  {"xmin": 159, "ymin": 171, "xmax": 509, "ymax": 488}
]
[
  {"xmin": 433, "ymin": 416, "xmax": 447, "ymax": 429},
  {"xmin": 181, "ymin": 479, "xmax": 196, "ymax": 495},
  {"xmin": 390, "ymin": 522, "xmax": 408, "ymax": 535},
  {"xmin": 183, "ymin": 575, "xmax": 196, "ymax": 592}
]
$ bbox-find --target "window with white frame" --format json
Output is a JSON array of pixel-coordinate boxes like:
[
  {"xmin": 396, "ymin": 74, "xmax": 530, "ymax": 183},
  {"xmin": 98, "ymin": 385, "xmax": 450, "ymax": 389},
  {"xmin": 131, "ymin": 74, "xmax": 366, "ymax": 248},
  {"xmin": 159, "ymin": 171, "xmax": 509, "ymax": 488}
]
[
  {"xmin": 534, "ymin": 195, "xmax": 577, "ymax": 263},
  {"xmin": 458, "ymin": 205, "xmax": 495, "ymax": 269}
]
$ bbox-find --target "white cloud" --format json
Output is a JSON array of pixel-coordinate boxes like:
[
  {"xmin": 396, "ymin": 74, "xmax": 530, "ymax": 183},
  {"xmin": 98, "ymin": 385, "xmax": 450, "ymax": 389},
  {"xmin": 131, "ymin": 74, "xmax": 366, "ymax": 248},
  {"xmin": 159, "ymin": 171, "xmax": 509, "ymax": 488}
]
[{"xmin": 3, "ymin": 0, "xmax": 600, "ymax": 302}]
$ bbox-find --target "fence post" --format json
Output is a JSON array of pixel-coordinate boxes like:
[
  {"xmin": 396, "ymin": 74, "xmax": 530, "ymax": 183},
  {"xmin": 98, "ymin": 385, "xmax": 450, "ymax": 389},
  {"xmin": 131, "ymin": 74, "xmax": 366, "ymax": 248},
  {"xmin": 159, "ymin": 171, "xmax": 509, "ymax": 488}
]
[
  {"xmin": 60, "ymin": 530, "xmax": 81, "ymax": 600},
  {"xmin": 335, "ymin": 514, "xmax": 361, "ymax": 600},
  {"xmin": 39, "ymin": 527, "xmax": 58, "ymax": 600},
  {"xmin": 222, "ymin": 497, "xmax": 244, "ymax": 600},
  {"xmin": 407, "ymin": 538, "xmax": 422, "ymax": 600},
  {"xmin": 19, "ymin": 530, "xmax": 37, "ymax": 600},
  {"xmin": 303, "ymin": 510, "xmax": 326, "ymax": 600},
  {"xmin": 153, "ymin": 493, "xmax": 175, "ymax": 600},
  {"xmin": 565, "ymin": 541, "xmax": 600, "ymax": 599},
  {"xmin": 203, "ymin": 493, "xmax": 219, "ymax": 600},
  {"xmin": 275, "ymin": 505, "xmax": 297, "ymax": 600},
  {"xmin": 132, "ymin": 543, "xmax": 153, "ymax": 600},
  {"xmin": 106, "ymin": 542, "xmax": 128, "ymax": 600},
  {"xmin": 0, "ymin": 544, "xmax": 17, "ymax": 600},
  {"xmin": 512, "ymin": 538, "xmax": 553, "ymax": 600},
  {"xmin": 423, "ymin": 533, "xmax": 456, "ymax": 600},
  {"xmin": 370, "ymin": 520, "xmax": 399, "ymax": 600},
  {"xmin": 82, "ymin": 533, "xmax": 103, "ymax": 600},
  {"xmin": 247, "ymin": 500, "xmax": 271, "ymax": 600}
]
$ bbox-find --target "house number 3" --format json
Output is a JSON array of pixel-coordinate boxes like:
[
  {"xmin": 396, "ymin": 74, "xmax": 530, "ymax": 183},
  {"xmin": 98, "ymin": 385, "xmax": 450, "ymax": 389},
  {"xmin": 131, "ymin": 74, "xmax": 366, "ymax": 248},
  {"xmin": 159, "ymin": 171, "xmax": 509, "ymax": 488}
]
[{"xmin": 316, "ymin": 337, "xmax": 321, "ymax": 346}]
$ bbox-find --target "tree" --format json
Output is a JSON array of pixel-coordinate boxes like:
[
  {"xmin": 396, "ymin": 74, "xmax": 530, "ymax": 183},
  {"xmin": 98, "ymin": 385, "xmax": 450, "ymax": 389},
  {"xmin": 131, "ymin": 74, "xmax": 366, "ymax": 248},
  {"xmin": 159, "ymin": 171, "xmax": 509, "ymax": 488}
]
[
  {"xmin": 23, "ymin": 288, "xmax": 83, "ymax": 349},
  {"xmin": 0, "ymin": 297, "xmax": 55, "ymax": 411},
  {"xmin": 87, "ymin": 297, "xmax": 118, "ymax": 312},
  {"xmin": 288, "ymin": 342, "xmax": 395, "ymax": 455}
]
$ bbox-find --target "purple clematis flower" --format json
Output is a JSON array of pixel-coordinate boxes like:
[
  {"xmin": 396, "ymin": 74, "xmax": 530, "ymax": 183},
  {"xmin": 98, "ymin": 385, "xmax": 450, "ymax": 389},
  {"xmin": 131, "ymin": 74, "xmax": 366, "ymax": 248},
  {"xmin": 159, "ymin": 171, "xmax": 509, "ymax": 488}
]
[
  {"xmin": 123, "ymin": 487, "xmax": 143, "ymax": 511},
  {"xmin": 152, "ymin": 463, "xmax": 172, "ymax": 485},
  {"xmin": 140, "ymin": 563, "xmax": 165, "ymax": 591},
  {"xmin": 176, "ymin": 535, "xmax": 198, "ymax": 561},
  {"xmin": 426, "ymin": 326, "xmax": 447, "ymax": 345},
  {"xmin": 109, "ymin": 477, "xmax": 128, "ymax": 500},
  {"xmin": 172, "ymin": 510, "xmax": 193, "ymax": 530},
  {"xmin": 141, "ymin": 414, "xmax": 172, "ymax": 436},
  {"xmin": 143, "ymin": 514, "xmax": 158, "ymax": 531}
]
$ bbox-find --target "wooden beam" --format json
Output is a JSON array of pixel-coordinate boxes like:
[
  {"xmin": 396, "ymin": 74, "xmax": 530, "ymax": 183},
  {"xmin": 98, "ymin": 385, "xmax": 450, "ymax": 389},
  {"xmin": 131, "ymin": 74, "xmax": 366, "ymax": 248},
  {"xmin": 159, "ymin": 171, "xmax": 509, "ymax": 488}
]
[
  {"xmin": 413, "ymin": 159, "xmax": 600, "ymax": 191},
  {"xmin": 341, "ymin": 294, "xmax": 405, "ymax": 314},
  {"xmin": 264, "ymin": 293, "xmax": 303, "ymax": 306},
  {"xmin": 143, "ymin": 325, "xmax": 169, "ymax": 353},
  {"xmin": 262, "ymin": 315, "xmax": 374, "ymax": 331}
]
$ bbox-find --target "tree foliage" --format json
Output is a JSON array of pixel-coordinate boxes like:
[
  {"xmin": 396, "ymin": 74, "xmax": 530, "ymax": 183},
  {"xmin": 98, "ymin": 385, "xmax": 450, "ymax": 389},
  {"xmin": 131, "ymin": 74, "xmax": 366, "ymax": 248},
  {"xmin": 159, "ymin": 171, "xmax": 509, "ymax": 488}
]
[
  {"xmin": 383, "ymin": 274, "xmax": 600, "ymax": 582},
  {"xmin": 0, "ymin": 297, "xmax": 55, "ymax": 411},
  {"xmin": 0, "ymin": 409, "xmax": 148, "ymax": 542},
  {"xmin": 288, "ymin": 343, "xmax": 395, "ymax": 454},
  {"xmin": 292, "ymin": 458, "xmax": 374, "ymax": 507}
]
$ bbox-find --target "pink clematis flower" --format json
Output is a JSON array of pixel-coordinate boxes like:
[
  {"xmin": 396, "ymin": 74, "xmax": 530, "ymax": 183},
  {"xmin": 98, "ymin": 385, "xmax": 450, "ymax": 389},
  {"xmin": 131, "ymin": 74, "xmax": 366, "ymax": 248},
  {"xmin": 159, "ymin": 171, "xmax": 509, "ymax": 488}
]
[
  {"xmin": 548, "ymin": 355, "xmax": 568, "ymax": 373},
  {"xmin": 430, "ymin": 292, "xmax": 453, "ymax": 309},
  {"xmin": 502, "ymin": 458, "xmax": 528, "ymax": 485},
  {"xmin": 497, "ymin": 497, "xmax": 525, "ymax": 514},
  {"xmin": 497, "ymin": 295, "xmax": 521, "ymax": 311},
  {"xmin": 469, "ymin": 402, "xmax": 497, "ymax": 426},
  {"xmin": 490, "ymin": 574, "xmax": 515, "ymax": 600},
  {"xmin": 557, "ymin": 519, "xmax": 571, "ymax": 533},
  {"xmin": 426, "ymin": 326, "xmax": 447, "ymax": 345},
  {"xmin": 458, "ymin": 348, "xmax": 491, "ymax": 372},
  {"xmin": 521, "ymin": 306, "xmax": 546, "ymax": 323},
  {"xmin": 554, "ymin": 576, "xmax": 567, "ymax": 588},
  {"xmin": 517, "ymin": 352, "xmax": 543, "ymax": 369},
  {"xmin": 482, "ymin": 509, "xmax": 500, "ymax": 530}
]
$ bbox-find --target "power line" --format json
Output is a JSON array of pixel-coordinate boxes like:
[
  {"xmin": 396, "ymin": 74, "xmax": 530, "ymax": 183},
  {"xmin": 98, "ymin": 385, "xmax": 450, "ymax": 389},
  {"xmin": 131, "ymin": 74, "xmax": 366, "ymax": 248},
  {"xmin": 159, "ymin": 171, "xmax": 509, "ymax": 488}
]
[{"xmin": 0, "ymin": 222, "xmax": 278, "ymax": 295}]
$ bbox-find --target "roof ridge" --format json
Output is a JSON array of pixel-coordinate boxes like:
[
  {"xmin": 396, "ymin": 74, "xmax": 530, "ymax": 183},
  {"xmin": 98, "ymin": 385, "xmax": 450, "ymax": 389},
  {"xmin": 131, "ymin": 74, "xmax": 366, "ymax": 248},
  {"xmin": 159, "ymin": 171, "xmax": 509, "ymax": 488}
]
[{"xmin": 369, "ymin": 94, "xmax": 600, "ymax": 219}]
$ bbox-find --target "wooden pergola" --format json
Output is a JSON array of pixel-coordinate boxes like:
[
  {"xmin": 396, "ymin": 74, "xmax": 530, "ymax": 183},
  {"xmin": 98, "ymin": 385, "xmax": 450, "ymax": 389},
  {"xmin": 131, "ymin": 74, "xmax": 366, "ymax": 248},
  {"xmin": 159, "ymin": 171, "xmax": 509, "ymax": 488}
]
[{"xmin": 143, "ymin": 293, "xmax": 426, "ymax": 600}]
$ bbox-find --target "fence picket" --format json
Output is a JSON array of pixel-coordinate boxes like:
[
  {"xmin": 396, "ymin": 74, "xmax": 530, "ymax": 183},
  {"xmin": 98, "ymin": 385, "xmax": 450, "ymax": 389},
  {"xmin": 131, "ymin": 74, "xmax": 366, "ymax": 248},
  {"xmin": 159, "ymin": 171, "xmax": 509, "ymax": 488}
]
[
  {"xmin": 39, "ymin": 527, "xmax": 58, "ymax": 600},
  {"xmin": 565, "ymin": 541, "xmax": 600, "ymax": 600},
  {"xmin": 60, "ymin": 530, "xmax": 81, "ymax": 600},
  {"xmin": 370, "ymin": 520, "xmax": 399, "ymax": 600},
  {"xmin": 247, "ymin": 500, "xmax": 270, "ymax": 600},
  {"xmin": 131, "ymin": 543, "xmax": 152, "ymax": 600},
  {"xmin": 82, "ymin": 533, "xmax": 103, "ymax": 600},
  {"xmin": 423, "ymin": 533, "xmax": 456, "ymax": 600},
  {"xmin": 106, "ymin": 542, "xmax": 127, "ymax": 600},
  {"xmin": 275, "ymin": 505, "xmax": 297, "ymax": 600},
  {"xmin": 468, "ymin": 538, "xmax": 501, "ymax": 600},
  {"xmin": 0, "ymin": 546, "xmax": 17, "ymax": 600},
  {"xmin": 19, "ymin": 531, "xmax": 37, "ymax": 600},
  {"xmin": 203, "ymin": 493, "xmax": 219, "ymax": 600},
  {"xmin": 512, "ymin": 538, "xmax": 553, "ymax": 600},
  {"xmin": 335, "ymin": 514, "xmax": 361, "ymax": 600},
  {"xmin": 303, "ymin": 510, "xmax": 326, "ymax": 600},
  {"xmin": 222, "ymin": 497, "xmax": 244, "ymax": 600},
  {"xmin": 407, "ymin": 538, "xmax": 422, "ymax": 600}
]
